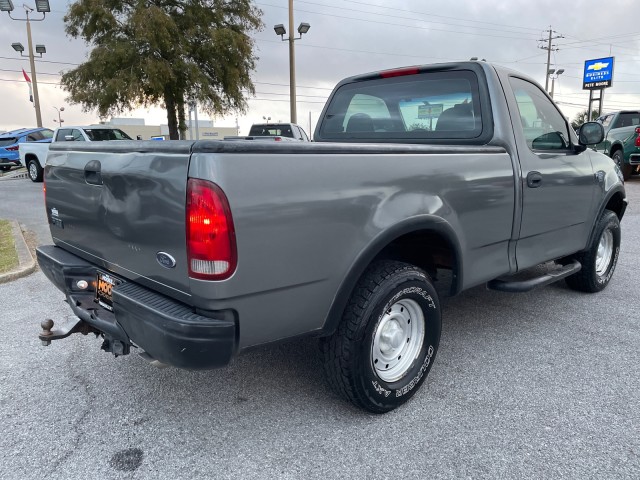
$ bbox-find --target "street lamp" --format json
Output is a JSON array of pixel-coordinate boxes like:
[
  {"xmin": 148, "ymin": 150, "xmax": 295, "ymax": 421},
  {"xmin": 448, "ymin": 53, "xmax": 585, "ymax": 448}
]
[
  {"xmin": 2, "ymin": 0, "xmax": 50, "ymax": 128},
  {"xmin": 548, "ymin": 68, "xmax": 565, "ymax": 99},
  {"xmin": 274, "ymin": 0, "xmax": 310, "ymax": 124},
  {"xmin": 53, "ymin": 106, "xmax": 64, "ymax": 126},
  {"xmin": 263, "ymin": 116, "xmax": 271, "ymax": 124}
]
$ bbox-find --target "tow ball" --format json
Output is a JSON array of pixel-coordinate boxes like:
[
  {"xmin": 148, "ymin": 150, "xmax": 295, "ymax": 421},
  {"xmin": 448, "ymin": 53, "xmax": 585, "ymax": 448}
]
[{"xmin": 38, "ymin": 318, "xmax": 98, "ymax": 346}]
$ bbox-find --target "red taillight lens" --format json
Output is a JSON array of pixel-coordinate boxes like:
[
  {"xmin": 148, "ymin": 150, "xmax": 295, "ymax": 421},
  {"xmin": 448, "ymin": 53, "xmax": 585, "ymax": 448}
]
[
  {"xmin": 380, "ymin": 67, "xmax": 420, "ymax": 78},
  {"xmin": 6, "ymin": 146, "xmax": 19, "ymax": 151},
  {"xmin": 274, "ymin": 136, "xmax": 282, "ymax": 142},
  {"xmin": 635, "ymin": 127, "xmax": 640, "ymax": 147},
  {"xmin": 186, "ymin": 178, "xmax": 237, "ymax": 280}
]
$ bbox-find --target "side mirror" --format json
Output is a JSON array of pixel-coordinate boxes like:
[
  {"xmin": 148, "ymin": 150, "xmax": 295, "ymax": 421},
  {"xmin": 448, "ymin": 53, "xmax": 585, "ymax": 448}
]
[
  {"xmin": 64, "ymin": 135, "xmax": 75, "ymax": 141},
  {"xmin": 578, "ymin": 122, "xmax": 604, "ymax": 145}
]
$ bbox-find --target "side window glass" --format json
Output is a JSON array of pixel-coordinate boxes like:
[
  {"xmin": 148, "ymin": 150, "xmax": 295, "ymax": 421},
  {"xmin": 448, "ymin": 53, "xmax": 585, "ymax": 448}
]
[
  {"xmin": 509, "ymin": 77, "xmax": 570, "ymax": 151},
  {"xmin": 41, "ymin": 129, "xmax": 54, "ymax": 139},
  {"xmin": 600, "ymin": 115, "xmax": 613, "ymax": 128},
  {"xmin": 26, "ymin": 134, "xmax": 38, "ymax": 142},
  {"xmin": 56, "ymin": 129, "xmax": 72, "ymax": 141},
  {"xmin": 299, "ymin": 127, "xmax": 309, "ymax": 141},
  {"xmin": 72, "ymin": 129, "xmax": 86, "ymax": 141}
]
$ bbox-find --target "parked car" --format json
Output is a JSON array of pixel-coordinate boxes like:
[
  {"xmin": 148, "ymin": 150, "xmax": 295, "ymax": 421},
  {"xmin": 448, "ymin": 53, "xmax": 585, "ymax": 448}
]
[
  {"xmin": 224, "ymin": 122, "xmax": 311, "ymax": 142},
  {"xmin": 0, "ymin": 127, "xmax": 53, "ymax": 172},
  {"xmin": 19, "ymin": 125, "xmax": 132, "ymax": 182},
  {"xmin": 594, "ymin": 111, "xmax": 640, "ymax": 180},
  {"xmin": 36, "ymin": 62, "xmax": 625, "ymax": 413}
]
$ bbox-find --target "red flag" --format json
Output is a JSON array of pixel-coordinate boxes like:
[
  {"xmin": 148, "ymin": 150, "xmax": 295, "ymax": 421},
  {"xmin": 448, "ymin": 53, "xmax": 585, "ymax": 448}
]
[{"xmin": 22, "ymin": 68, "xmax": 33, "ymax": 103}]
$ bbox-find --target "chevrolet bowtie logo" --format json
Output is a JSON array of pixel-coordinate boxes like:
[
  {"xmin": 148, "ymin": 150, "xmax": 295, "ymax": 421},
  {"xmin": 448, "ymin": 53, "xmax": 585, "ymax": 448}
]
[{"xmin": 588, "ymin": 62, "xmax": 609, "ymax": 71}]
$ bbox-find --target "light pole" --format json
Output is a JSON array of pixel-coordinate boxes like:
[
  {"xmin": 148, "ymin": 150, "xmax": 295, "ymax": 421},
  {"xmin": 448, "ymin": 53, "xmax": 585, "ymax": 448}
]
[
  {"xmin": 274, "ymin": 1, "xmax": 310, "ymax": 124},
  {"xmin": 548, "ymin": 68, "xmax": 565, "ymax": 99},
  {"xmin": 1, "ymin": 0, "xmax": 50, "ymax": 128},
  {"xmin": 53, "ymin": 106, "xmax": 64, "ymax": 126},
  {"xmin": 263, "ymin": 116, "xmax": 271, "ymax": 124}
]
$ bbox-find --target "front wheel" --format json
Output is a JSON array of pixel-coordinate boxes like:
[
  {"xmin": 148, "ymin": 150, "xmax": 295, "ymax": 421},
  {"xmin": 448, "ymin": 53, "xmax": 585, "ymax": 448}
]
[
  {"xmin": 320, "ymin": 261, "xmax": 441, "ymax": 413},
  {"xmin": 28, "ymin": 160, "xmax": 43, "ymax": 182},
  {"xmin": 566, "ymin": 210, "xmax": 621, "ymax": 292},
  {"xmin": 612, "ymin": 150, "xmax": 632, "ymax": 181}
]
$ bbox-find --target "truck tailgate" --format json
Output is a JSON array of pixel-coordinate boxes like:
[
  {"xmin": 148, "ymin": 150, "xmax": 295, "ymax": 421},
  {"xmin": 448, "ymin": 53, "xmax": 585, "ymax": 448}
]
[{"xmin": 45, "ymin": 141, "xmax": 194, "ymax": 301}]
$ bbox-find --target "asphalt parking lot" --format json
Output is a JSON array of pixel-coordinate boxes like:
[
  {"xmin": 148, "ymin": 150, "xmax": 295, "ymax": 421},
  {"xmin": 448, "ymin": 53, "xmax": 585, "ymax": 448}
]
[{"xmin": 0, "ymin": 176, "xmax": 638, "ymax": 479}]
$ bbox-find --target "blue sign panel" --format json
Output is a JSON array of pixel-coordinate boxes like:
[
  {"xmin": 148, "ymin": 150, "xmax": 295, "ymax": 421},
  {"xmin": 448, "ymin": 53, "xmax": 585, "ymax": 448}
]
[{"xmin": 583, "ymin": 57, "xmax": 614, "ymax": 90}]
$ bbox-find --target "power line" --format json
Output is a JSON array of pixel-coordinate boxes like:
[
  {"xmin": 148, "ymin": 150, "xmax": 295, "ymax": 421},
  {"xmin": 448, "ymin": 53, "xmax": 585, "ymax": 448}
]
[
  {"xmin": 256, "ymin": 2, "xmax": 540, "ymax": 41},
  {"xmin": 337, "ymin": 0, "xmax": 543, "ymax": 32},
  {"xmin": 290, "ymin": 0, "xmax": 542, "ymax": 38}
]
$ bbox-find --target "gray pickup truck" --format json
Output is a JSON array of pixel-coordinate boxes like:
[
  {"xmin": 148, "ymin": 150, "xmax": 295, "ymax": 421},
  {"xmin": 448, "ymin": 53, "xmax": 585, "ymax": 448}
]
[{"xmin": 36, "ymin": 62, "xmax": 626, "ymax": 413}]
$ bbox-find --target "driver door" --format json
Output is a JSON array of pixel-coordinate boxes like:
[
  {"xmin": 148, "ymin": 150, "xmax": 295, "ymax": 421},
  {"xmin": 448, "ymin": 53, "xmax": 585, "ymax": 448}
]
[{"xmin": 505, "ymin": 76, "xmax": 597, "ymax": 271}]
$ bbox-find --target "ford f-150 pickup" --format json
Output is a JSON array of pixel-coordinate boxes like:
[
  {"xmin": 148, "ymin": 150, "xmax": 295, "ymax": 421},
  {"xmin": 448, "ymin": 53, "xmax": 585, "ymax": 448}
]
[{"xmin": 36, "ymin": 62, "xmax": 627, "ymax": 413}]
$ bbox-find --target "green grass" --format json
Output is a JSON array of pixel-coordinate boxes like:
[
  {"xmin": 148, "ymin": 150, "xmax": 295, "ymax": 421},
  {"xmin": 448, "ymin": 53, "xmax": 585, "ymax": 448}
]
[{"xmin": 0, "ymin": 220, "xmax": 19, "ymax": 274}]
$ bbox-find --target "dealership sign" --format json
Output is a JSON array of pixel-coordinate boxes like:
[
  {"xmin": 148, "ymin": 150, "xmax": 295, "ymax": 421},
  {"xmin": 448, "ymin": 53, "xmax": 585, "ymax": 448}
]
[{"xmin": 583, "ymin": 57, "xmax": 614, "ymax": 90}]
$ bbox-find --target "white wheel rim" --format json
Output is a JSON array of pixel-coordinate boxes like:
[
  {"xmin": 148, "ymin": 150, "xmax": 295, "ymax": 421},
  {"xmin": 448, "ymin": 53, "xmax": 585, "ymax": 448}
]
[
  {"xmin": 371, "ymin": 298, "xmax": 425, "ymax": 383},
  {"xmin": 595, "ymin": 228, "xmax": 614, "ymax": 276}
]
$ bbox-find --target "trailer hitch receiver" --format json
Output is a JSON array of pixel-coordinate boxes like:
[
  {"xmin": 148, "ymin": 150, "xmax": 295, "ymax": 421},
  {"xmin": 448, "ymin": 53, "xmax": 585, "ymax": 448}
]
[{"xmin": 39, "ymin": 317, "xmax": 98, "ymax": 346}]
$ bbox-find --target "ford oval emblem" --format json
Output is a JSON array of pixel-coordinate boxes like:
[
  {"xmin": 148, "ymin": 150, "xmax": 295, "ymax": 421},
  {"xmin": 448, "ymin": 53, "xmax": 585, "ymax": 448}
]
[{"xmin": 156, "ymin": 252, "xmax": 176, "ymax": 269}]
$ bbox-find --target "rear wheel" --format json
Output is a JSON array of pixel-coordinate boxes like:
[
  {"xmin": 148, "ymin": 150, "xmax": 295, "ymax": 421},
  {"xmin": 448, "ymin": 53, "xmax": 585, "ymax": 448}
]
[
  {"xmin": 0, "ymin": 165, "xmax": 10, "ymax": 172},
  {"xmin": 320, "ymin": 261, "xmax": 441, "ymax": 413},
  {"xmin": 612, "ymin": 150, "xmax": 632, "ymax": 181},
  {"xmin": 28, "ymin": 159, "xmax": 43, "ymax": 182},
  {"xmin": 566, "ymin": 210, "xmax": 620, "ymax": 292}
]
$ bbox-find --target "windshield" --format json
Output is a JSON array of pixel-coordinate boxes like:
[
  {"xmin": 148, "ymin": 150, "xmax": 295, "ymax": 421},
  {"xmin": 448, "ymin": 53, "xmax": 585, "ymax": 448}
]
[
  {"xmin": 84, "ymin": 128, "xmax": 132, "ymax": 141},
  {"xmin": 0, "ymin": 138, "xmax": 17, "ymax": 147}
]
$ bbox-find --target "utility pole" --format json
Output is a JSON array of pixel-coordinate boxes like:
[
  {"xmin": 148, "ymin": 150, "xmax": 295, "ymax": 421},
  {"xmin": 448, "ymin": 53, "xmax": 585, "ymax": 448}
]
[{"xmin": 539, "ymin": 26, "xmax": 563, "ymax": 92}]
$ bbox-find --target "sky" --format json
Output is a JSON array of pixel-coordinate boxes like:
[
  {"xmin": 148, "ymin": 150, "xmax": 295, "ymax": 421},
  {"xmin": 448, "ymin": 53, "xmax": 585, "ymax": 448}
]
[{"xmin": 0, "ymin": 0, "xmax": 639, "ymax": 136}]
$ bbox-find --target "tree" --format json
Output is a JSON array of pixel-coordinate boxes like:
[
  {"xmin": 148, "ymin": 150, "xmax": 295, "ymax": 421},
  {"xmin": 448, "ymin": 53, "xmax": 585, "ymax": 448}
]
[
  {"xmin": 571, "ymin": 109, "xmax": 599, "ymax": 130},
  {"xmin": 61, "ymin": 1, "xmax": 263, "ymax": 139}
]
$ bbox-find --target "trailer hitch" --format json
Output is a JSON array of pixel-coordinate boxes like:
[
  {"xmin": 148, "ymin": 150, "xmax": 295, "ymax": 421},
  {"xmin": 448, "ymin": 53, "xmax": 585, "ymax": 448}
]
[{"xmin": 39, "ymin": 318, "xmax": 99, "ymax": 346}]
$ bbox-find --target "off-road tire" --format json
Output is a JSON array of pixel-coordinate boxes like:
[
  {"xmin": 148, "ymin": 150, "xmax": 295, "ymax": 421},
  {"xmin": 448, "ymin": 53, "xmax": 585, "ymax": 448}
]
[
  {"xmin": 566, "ymin": 210, "xmax": 620, "ymax": 292},
  {"xmin": 612, "ymin": 150, "xmax": 632, "ymax": 181},
  {"xmin": 320, "ymin": 261, "xmax": 441, "ymax": 413},
  {"xmin": 28, "ymin": 159, "xmax": 43, "ymax": 183}
]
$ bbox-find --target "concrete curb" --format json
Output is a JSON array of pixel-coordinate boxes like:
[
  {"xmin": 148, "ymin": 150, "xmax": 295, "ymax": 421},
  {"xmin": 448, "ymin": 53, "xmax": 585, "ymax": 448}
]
[
  {"xmin": 0, "ymin": 167, "xmax": 28, "ymax": 181},
  {"xmin": 0, "ymin": 220, "xmax": 36, "ymax": 284}
]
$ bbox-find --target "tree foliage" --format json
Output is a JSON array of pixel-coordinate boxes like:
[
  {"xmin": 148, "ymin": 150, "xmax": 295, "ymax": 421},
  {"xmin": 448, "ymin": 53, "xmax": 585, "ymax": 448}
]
[
  {"xmin": 61, "ymin": 1, "xmax": 263, "ymax": 139},
  {"xmin": 571, "ymin": 109, "xmax": 599, "ymax": 130}
]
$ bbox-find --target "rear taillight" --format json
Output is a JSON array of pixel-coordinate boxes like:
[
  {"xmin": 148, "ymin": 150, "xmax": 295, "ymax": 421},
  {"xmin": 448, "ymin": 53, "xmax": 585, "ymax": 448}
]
[
  {"xmin": 635, "ymin": 127, "xmax": 640, "ymax": 147},
  {"xmin": 186, "ymin": 178, "xmax": 237, "ymax": 280},
  {"xmin": 6, "ymin": 146, "xmax": 19, "ymax": 151},
  {"xmin": 274, "ymin": 136, "xmax": 282, "ymax": 142}
]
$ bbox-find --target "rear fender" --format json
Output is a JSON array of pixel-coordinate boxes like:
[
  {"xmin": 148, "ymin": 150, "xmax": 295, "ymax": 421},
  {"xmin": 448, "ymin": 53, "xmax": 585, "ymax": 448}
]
[{"xmin": 320, "ymin": 216, "xmax": 462, "ymax": 337}]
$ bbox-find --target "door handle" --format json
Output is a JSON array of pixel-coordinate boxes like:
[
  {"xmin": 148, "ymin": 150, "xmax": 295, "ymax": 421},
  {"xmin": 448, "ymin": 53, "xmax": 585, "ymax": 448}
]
[
  {"xmin": 526, "ymin": 171, "xmax": 543, "ymax": 188},
  {"xmin": 84, "ymin": 160, "xmax": 103, "ymax": 185}
]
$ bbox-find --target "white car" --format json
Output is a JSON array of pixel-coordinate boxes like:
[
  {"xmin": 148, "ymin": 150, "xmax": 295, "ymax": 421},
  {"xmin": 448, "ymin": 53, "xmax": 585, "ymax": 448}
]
[{"xmin": 19, "ymin": 125, "xmax": 132, "ymax": 182}]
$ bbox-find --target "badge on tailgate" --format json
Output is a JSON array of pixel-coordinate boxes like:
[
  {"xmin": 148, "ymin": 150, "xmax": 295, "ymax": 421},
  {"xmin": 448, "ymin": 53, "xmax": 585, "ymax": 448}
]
[{"xmin": 95, "ymin": 271, "xmax": 123, "ymax": 312}]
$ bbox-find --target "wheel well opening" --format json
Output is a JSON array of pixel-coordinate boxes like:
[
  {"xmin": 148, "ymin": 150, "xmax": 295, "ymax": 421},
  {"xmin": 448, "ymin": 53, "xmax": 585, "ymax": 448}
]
[
  {"xmin": 373, "ymin": 230, "xmax": 458, "ymax": 295},
  {"xmin": 610, "ymin": 145, "xmax": 622, "ymax": 156},
  {"xmin": 606, "ymin": 192, "xmax": 625, "ymax": 219}
]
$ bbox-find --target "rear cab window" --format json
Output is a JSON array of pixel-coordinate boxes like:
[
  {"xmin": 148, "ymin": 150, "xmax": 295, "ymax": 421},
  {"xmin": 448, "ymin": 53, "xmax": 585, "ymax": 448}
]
[
  {"xmin": 317, "ymin": 68, "xmax": 489, "ymax": 143},
  {"xmin": 249, "ymin": 125, "xmax": 295, "ymax": 138}
]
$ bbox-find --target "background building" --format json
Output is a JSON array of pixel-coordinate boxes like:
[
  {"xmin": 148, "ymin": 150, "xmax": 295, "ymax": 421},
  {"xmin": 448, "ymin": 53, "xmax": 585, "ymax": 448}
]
[{"xmin": 105, "ymin": 118, "xmax": 237, "ymax": 140}]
